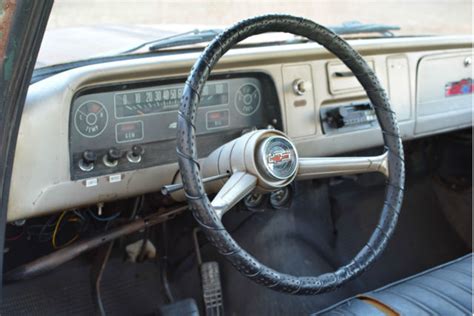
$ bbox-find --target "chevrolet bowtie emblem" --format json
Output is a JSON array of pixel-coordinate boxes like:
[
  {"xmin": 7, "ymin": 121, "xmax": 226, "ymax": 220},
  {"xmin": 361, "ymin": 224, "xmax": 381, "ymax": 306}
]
[{"xmin": 268, "ymin": 151, "xmax": 291, "ymax": 164}]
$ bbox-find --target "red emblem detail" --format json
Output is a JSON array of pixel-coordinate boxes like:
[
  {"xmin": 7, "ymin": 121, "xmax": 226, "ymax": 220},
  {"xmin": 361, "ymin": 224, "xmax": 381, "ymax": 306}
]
[
  {"xmin": 268, "ymin": 151, "xmax": 291, "ymax": 164},
  {"xmin": 445, "ymin": 78, "xmax": 473, "ymax": 97}
]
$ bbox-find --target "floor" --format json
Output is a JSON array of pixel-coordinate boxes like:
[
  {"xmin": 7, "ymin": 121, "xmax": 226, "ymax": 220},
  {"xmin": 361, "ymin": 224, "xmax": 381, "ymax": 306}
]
[
  {"xmin": 170, "ymin": 171, "xmax": 471, "ymax": 315},
  {"xmin": 1, "ymin": 170, "xmax": 471, "ymax": 315},
  {"xmin": 1, "ymin": 257, "xmax": 164, "ymax": 315}
]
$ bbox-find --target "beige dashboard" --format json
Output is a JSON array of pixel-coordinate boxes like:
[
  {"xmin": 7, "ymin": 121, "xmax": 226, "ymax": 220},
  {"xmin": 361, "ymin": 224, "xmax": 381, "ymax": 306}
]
[{"xmin": 8, "ymin": 35, "xmax": 473, "ymax": 222}]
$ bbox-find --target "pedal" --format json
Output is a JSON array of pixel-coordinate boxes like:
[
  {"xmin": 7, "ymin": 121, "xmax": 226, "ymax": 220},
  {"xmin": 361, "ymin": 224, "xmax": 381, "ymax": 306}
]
[
  {"xmin": 158, "ymin": 298, "xmax": 199, "ymax": 316},
  {"xmin": 200, "ymin": 261, "xmax": 224, "ymax": 316}
]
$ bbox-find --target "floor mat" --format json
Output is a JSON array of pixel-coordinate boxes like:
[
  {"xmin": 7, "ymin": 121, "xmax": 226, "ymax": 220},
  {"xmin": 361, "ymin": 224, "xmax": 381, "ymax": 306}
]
[
  {"xmin": 171, "ymin": 174, "xmax": 471, "ymax": 315},
  {"xmin": 332, "ymin": 175, "xmax": 471, "ymax": 292},
  {"xmin": 1, "ymin": 174, "xmax": 470, "ymax": 315},
  {"xmin": 170, "ymin": 181, "xmax": 355, "ymax": 316},
  {"xmin": 1, "ymin": 256, "xmax": 164, "ymax": 316}
]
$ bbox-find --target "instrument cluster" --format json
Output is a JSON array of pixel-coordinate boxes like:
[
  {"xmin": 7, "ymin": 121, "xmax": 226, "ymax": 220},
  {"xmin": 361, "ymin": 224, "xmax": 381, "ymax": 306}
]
[{"xmin": 69, "ymin": 73, "xmax": 282, "ymax": 180}]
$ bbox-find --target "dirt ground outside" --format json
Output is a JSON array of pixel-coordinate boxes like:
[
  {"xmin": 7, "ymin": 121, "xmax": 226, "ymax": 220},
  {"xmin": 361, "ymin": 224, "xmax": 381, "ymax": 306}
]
[
  {"xmin": 47, "ymin": 0, "xmax": 472, "ymax": 35},
  {"xmin": 37, "ymin": 0, "xmax": 472, "ymax": 66}
]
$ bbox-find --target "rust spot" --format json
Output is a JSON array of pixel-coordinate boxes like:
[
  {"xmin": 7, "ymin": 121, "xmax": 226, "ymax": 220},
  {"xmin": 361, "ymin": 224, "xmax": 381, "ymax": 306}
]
[{"xmin": 0, "ymin": 0, "xmax": 17, "ymax": 59}]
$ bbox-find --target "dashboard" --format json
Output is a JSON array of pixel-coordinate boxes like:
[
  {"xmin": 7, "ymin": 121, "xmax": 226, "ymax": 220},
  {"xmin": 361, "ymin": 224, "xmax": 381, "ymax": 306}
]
[
  {"xmin": 69, "ymin": 74, "xmax": 281, "ymax": 179},
  {"xmin": 7, "ymin": 35, "xmax": 473, "ymax": 221}
]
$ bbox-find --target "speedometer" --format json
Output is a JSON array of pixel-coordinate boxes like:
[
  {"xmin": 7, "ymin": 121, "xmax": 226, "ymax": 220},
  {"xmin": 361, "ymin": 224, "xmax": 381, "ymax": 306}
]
[
  {"xmin": 235, "ymin": 83, "xmax": 261, "ymax": 116},
  {"xmin": 74, "ymin": 101, "xmax": 108, "ymax": 138}
]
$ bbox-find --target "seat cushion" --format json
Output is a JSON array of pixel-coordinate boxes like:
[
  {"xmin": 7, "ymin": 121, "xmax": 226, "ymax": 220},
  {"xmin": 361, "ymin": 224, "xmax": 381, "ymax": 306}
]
[{"xmin": 316, "ymin": 253, "xmax": 473, "ymax": 315}]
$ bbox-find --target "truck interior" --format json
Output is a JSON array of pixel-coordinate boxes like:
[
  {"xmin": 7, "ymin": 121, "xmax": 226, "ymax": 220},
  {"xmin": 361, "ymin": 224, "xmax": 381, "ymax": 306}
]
[{"xmin": 0, "ymin": 1, "xmax": 472, "ymax": 315}]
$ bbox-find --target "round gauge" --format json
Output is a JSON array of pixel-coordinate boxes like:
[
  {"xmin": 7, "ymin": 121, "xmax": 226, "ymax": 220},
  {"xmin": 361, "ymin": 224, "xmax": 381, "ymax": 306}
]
[
  {"xmin": 234, "ymin": 83, "xmax": 261, "ymax": 116},
  {"xmin": 74, "ymin": 101, "xmax": 108, "ymax": 138}
]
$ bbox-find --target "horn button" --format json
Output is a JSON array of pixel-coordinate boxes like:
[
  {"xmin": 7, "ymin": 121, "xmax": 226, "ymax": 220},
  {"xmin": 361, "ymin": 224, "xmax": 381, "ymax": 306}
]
[{"xmin": 256, "ymin": 136, "xmax": 299, "ymax": 181}]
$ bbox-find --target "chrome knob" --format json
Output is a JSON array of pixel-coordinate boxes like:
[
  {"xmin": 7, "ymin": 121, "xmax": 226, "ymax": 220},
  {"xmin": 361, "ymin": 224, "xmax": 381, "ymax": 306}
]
[
  {"xmin": 127, "ymin": 145, "xmax": 144, "ymax": 163},
  {"xmin": 292, "ymin": 79, "xmax": 307, "ymax": 96},
  {"xmin": 464, "ymin": 56, "xmax": 472, "ymax": 67},
  {"xmin": 79, "ymin": 150, "xmax": 96, "ymax": 172},
  {"xmin": 103, "ymin": 147, "xmax": 121, "ymax": 167}
]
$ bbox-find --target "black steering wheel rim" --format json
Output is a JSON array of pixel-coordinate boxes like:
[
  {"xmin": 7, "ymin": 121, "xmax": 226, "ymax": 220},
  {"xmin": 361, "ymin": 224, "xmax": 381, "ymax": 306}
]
[{"xmin": 177, "ymin": 14, "xmax": 405, "ymax": 295}]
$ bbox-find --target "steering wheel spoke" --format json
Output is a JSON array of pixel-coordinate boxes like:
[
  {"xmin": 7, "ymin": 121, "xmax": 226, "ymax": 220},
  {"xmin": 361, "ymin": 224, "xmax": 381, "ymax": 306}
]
[
  {"xmin": 296, "ymin": 152, "xmax": 389, "ymax": 180},
  {"xmin": 211, "ymin": 171, "xmax": 257, "ymax": 219}
]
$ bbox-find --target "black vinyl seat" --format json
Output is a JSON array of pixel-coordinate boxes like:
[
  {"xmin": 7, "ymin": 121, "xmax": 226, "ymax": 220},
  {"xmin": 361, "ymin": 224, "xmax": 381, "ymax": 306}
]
[{"xmin": 316, "ymin": 253, "xmax": 473, "ymax": 316}]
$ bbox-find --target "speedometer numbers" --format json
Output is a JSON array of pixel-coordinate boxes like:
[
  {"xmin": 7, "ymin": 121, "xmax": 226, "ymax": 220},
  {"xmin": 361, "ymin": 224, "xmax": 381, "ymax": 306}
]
[
  {"xmin": 74, "ymin": 101, "xmax": 108, "ymax": 138},
  {"xmin": 235, "ymin": 83, "xmax": 261, "ymax": 116}
]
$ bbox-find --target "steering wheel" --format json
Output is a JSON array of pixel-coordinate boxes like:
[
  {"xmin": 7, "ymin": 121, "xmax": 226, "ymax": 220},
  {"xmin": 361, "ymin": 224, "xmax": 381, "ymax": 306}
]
[{"xmin": 177, "ymin": 14, "xmax": 405, "ymax": 295}]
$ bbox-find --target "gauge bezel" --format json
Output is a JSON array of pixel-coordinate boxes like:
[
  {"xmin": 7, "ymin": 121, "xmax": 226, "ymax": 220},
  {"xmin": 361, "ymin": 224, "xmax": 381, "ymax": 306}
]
[
  {"xmin": 112, "ymin": 80, "xmax": 230, "ymax": 119},
  {"xmin": 234, "ymin": 82, "xmax": 262, "ymax": 116},
  {"xmin": 73, "ymin": 100, "xmax": 109, "ymax": 138},
  {"xmin": 69, "ymin": 72, "xmax": 282, "ymax": 180},
  {"xmin": 115, "ymin": 120, "xmax": 145, "ymax": 144}
]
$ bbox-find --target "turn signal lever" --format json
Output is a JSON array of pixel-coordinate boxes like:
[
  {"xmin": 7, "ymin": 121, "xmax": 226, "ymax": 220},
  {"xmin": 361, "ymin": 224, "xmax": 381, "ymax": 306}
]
[{"xmin": 161, "ymin": 173, "xmax": 229, "ymax": 195}]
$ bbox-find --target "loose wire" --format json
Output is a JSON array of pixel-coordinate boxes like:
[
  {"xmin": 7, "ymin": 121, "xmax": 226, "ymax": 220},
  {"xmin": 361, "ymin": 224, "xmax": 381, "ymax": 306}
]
[
  {"xmin": 6, "ymin": 226, "xmax": 25, "ymax": 241},
  {"xmin": 72, "ymin": 209, "xmax": 86, "ymax": 221},
  {"xmin": 27, "ymin": 214, "xmax": 58, "ymax": 242},
  {"xmin": 129, "ymin": 195, "xmax": 144, "ymax": 220},
  {"xmin": 88, "ymin": 209, "xmax": 121, "ymax": 222},
  {"xmin": 52, "ymin": 211, "xmax": 79, "ymax": 249}
]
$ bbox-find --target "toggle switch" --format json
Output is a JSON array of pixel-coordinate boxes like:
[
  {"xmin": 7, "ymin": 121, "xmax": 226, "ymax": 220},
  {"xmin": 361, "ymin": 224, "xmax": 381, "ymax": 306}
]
[
  {"xmin": 79, "ymin": 150, "xmax": 97, "ymax": 172},
  {"xmin": 127, "ymin": 145, "xmax": 144, "ymax": 163},
  {"xmin": 103, "ymin": 147, "xmax": 122, "ymax": 167}
]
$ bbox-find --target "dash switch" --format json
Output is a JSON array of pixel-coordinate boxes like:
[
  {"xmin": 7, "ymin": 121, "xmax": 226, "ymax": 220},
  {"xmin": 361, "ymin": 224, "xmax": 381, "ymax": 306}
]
[{"xmin": 282, "ymin": 64, "xmax": 316, "ymax": 138}]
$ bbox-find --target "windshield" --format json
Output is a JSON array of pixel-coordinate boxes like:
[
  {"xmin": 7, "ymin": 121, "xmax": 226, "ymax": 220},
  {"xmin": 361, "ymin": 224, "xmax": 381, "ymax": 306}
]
[{"xmin": 37, "ymin": 0, "xmax": 472, "ymax": 68}]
